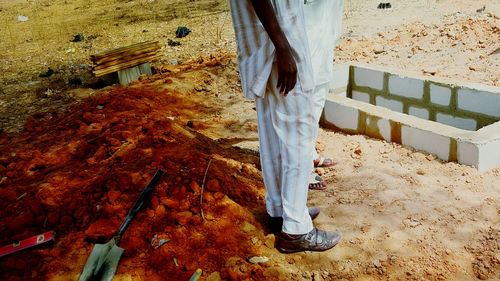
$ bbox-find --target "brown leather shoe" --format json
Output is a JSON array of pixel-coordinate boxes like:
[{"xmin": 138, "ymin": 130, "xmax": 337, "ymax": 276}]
[
  {"xmin": 268, "ymin": 207, "xmax": 321, "ymax": 234},
  {"xmin": 276, "ymin": 228, "xmax": 341, "ymax": 253}
]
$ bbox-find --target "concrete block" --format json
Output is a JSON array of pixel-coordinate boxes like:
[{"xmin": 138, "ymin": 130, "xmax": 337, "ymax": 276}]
[
  {"xmin": 436, "ymin": 113, "xmax": 477, "ymax": 131},
  {"xmin": 389, "ymin": 75, "xmax": 424, "ymax": 99},
  {"xmin": 408, "ymin": 106, "xmax": 430, "ymax": 120},
  {"xmin": 457, "ymin": 141, "xmax": 479, "ymax": 167},
  {"xmin": 401, "ymin": 126, "xmax": 450, "ymax": 161},
  {"xmin": 378, "ymin": 118, "xmax": 391, "ymax": 142},
  {"xmin": 352, "ymin": 91, "xmax": 371, "ymax": 104},
  {"xmin": 324, "ymin": 99, "xmax": 360, "ymax": 131},
  {"xmin": 457, "ymin": 88, "xmax": 500, "ymax": 118},
  {"xmin": 354, "ymin": 67, "xmax": 384, "ymax": 90},
  {"xmin": 376, "ymin": 96, "xmax": 404, "ymax": 113},
  {"xmin": 365, "ymin": 116, "xmax": 391, "ymax": 142},
  {"xmin": 477, "ymin": 138, "xmax": 500, "ymax": 172},
  {"xmin": 430, "ymin": 84, "xmax": 452, "ymax": 106}
]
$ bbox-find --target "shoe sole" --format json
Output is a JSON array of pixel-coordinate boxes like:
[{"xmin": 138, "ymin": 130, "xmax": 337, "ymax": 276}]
[{"xmin": 276, "ymin": 236, "xmax": 341, "ymax": 254}]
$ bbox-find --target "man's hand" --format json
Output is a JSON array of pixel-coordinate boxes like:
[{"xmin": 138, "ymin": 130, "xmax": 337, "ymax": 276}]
[
  {"xmin": 250, "ymin": 0, "xmax": 298, "ymax": 96},
  {"xmin": 276, "ymin": 47, "xmax": 298, "ymax": 96}
]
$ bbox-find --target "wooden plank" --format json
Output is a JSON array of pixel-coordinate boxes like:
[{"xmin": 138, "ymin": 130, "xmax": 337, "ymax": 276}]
[
  {"xmin": 91, "ymin": 41, "xmax": 160, "ymax": 61},
  {"xmin": 93, "ymin": 45, "xmax": 160, "ymax": 65},
  {"xmin": 91, "ymin": 41, "xmax": 159, "ymax": 60},
  {"xmin": 93, "ymin": 51, "xmax": 158, "ymax": 71},
  {"xmin": 94, "ymin": 49, "xmax": 159, "ymax": 66},
  {"xmin": 93, "ymin": 54, "xmax": 161, "ymax": 77}
]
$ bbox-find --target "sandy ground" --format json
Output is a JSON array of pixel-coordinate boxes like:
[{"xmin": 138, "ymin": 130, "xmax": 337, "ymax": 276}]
[{"xmin": 0, "ymin": 0, "xmax": 499, "ymax": 280}]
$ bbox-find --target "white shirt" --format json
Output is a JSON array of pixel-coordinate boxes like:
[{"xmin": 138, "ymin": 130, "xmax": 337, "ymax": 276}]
[
  {"xmin": 229, "ymin": 0, "xmax": 314, "ymax": 100},
  {"xmin": 304, "ymin": 0, "xmax": 344, "ymax": 87}
]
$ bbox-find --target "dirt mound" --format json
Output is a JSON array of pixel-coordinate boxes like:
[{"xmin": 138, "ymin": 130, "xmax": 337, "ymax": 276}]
[
  {"xmin": 0, "ymin": 84, "xmax": 276, "ymax": 280},
  {"xmin": 336, "ymin": 13, "xmax": 500, "ymax": 86}
]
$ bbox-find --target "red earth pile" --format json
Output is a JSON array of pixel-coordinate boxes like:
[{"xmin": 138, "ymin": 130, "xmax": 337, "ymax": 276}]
[{"xmin": 0, "ymin": 82, "xmax": 275, "ymax": 280}]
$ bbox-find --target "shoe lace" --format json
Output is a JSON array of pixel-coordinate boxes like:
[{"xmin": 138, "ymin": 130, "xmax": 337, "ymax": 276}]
[{"xmin": 306, "ymin": 228, "xmax": 319, "ymax": 245}]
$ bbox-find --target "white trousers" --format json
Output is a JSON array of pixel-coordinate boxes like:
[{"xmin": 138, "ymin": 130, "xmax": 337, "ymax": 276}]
[
  {"xmin": 311, "ymin": 84, "xmax": 329, "ymax": 161},
  {"xmin": 256, "ymin": 65, "xmax": 316, "ymax": 235}
]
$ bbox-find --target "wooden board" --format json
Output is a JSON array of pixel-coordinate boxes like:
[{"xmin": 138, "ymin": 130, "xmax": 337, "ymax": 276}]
[
  {"xmin": 93, "ymin": 54, "xmax": 161, "ymax": 77},
  {"xmin": 91, "ymin": 41, "xmax": 161, "ymax": 62},
  {"xmin": 93, "ymin": 51, "xmax": 158, "ymax": 71}
]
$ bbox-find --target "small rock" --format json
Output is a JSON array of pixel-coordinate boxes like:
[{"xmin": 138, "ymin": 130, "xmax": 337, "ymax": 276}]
[
  {"xmin": 96, "ymin": 105, "xmax": 104, "ymax": 110},
  {"xmin": 71, "ymin": 33, "xmax": 84, "ymax": 42},
  {"xmin": 167, "ymin": 38, "xmax": 181, "ymax": 47},
  {"xmin": 248, "ymin": 256, "xmax": 269, "ymax": 264},
  {"xmin": 175, "ymin": 26, "xmax": 191, "ymax": 38},
  {"xmin": 423, "ymin": 68, "xmax": 438, "ymax": 75},
  {"xmin": 17, "ymin": 15, "xmax": 29, "ymax": 22},
  {"xmin": 373, "ymin": 45, "xmax": 385, "ymax": 54},
  {"xmin": 312, "ymin": 271, "xmax": 322, "ymax": 281},
  {"xmin": 416, "ymin": 168, "xmax": 426, "ymax": 175},
  {"xmin": 425, "ymin": 154, "xmax": 436, "ymax": 161},
  {"xmin": 240, "ymin": 221, "xmax": 256, "ymax": 233},
  {"xmin": 373, "ymin": 259, "xmax": 382, "ymax": 268},
  {"xmin": 206, "ymin": 272, "xmax": 222, "ymax": 281},
  {"xmin": 264, "ymin": 234, "xmax": 275, "ymax": 248},
  {"xmin": 39, "ymin": 68, "xmax": 55, "ymax": 78}
]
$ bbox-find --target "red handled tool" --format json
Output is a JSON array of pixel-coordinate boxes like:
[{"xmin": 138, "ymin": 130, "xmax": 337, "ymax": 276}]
[{"xmin": 0, "ymin": 231, "xmax": 55, "ymax": 258}]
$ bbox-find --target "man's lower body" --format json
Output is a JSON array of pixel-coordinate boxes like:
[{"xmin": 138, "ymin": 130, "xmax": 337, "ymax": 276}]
[
  {"xmin": 308, "ymin": 83, "xmax": 336, "ymax": 190},
  {"xmin": 255, "ymin": 65, "xmax": 340, "ymax": 252}
]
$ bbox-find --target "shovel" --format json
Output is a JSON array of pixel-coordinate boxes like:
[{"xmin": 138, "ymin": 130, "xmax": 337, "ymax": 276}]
[{"xmin": 79, "ymin": 169, "xmax": 164, "ymax": 281}]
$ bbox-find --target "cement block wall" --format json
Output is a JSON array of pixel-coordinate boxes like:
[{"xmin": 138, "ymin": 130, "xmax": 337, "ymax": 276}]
[
  {"xmin": 322, "ymin": 64, "xmax": 500, "ymax": 171},
  {"xmin": 349, "ymin": 66, "xmax": 500, "ymax": 131}
]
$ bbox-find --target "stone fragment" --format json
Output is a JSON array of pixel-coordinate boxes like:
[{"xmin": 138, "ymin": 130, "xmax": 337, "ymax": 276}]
[
  {"xmin": 241, "ymin": 221, "xmax": 256, "ymax": 233},
  {"xmin": 248, "ymin": 256, "xmax": 269, "ymax": 264}
]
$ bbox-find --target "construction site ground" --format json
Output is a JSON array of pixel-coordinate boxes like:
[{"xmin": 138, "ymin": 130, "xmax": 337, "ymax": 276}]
[{"xmin": 0, "ymin": 0, "xmax": 499, "ymax": 280}]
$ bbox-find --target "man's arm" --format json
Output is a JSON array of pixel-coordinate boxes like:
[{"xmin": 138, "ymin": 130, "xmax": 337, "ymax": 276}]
[{"xmin": 249, "ymin": 0, "xmax": 297, "ymax": 96}]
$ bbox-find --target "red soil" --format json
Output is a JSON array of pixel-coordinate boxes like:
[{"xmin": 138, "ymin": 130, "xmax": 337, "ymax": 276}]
[{"xmin": 0, "ymin": 80, "xmax": 272, "ymax": 280}]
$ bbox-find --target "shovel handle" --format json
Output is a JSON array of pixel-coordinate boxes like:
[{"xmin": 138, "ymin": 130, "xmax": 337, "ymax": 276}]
[{"xmin": 117, "ymin": 169, "xmax": 164, "ymax": 237}]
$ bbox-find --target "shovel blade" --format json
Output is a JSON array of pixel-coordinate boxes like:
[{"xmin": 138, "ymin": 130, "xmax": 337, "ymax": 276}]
[
  {"xmin": 79, "ymin": 240, "xmax": 123, "ymax": 281},
  {"xmin": 98, "ymin": 245, "xmax": 124, "ymax": 281}
]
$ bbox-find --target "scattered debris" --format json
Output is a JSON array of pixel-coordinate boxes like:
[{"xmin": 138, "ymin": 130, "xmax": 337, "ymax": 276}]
[
  {"xmin": 176, "ymin": 26, "xmax": 191, "ymax": 38},
  {"xmin": 39, "ymin": 68, "xmax": 55, "ymax": 78},
  {"xmin": 373, "ymin": 44, "xmax": 386, "ymax": 54},
  {"xmin": 423, "ymin": 67, "xmax": 438, "ymax": 76},
  {"xmin": 416, "ymin": 168, "xmax": 426, "ymax": 175},
  {"xmin": 476, "ymin": 6, "xmax": 486, "ymax": 13},
  {"xmin": 16, "ymin": 192, "xmax": 27, "ymax": 201},
  {"xmin": 17, "ymin": 15, "xmax": 29, "ymax": 22},
  {"xmin": 241, "ymin": 221, "xmax": 256, "ymax": 233},
  {"xmin": 200, "ymin": 158, "xmax": 212, "ymax": 221},
  {"xmin": 373, "ymin": 259, "xmax": 382, "ymax": 268},
  {"xmin": 151, "ymin": 234, "xmax": 170, "ymax": 249},
  {"xmin": 377, "ymin": 2, "xmax": 392, "ymax": 9},
  {"xmin": 489, "ymin": 47, "xmax": 500, "ymax": 56},
  {"xmin": 71, "ymin": 33, "xmax": 84, "ymax": 42},
  {"xmin": 189, "ymin": 268, "xmax": 202, "ymax": 281},
  {"xmin": 248, "ymin": 256, "xmax": 269, "ymax": 264},
  {"xmin": 168, "ymin": 39, "xmax": 181, "ymax": 46}
]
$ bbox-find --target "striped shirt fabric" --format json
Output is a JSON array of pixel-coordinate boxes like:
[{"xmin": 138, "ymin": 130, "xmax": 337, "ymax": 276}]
[{"xmin": 229, "ymin": 0, "xmax": 314, "ymax": 100}]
